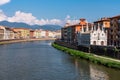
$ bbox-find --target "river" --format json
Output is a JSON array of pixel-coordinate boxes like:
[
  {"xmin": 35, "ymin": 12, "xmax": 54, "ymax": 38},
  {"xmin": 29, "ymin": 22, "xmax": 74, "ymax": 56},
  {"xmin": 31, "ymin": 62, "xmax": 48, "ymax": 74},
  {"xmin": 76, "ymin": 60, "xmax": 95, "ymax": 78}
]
[{"xmin": 0, "ymin": 40, "xmax": 120, "ymax": 80}]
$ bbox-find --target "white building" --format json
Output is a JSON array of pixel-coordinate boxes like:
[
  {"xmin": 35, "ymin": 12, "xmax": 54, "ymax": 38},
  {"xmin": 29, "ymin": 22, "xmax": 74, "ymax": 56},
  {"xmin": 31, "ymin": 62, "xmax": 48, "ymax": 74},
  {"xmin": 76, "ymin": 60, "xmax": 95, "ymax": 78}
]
[
  {"xmin": 48, "ymin": 31, "xmax": 55, "ymax": 38},
  {"xmin": 0, "ymin": 26, "xmax": 15, "ymax": 40},
  {"xmin": 5, "ymin": 27, "xmax": 15, "ymax": 39},
  {"xmin": 54, "ymin": 30, "xmax": 61, "ymax": 38},
  {"xmin": 40, "ymin": 30, "xmax": 46, "ymax": 38},
  {"xmin": 33, "ymin": 29, "xmax": 41, "ymax": 38},
  {"xmin": 90, "ymin": 24, "xmax": 107, "ymax": 46}
]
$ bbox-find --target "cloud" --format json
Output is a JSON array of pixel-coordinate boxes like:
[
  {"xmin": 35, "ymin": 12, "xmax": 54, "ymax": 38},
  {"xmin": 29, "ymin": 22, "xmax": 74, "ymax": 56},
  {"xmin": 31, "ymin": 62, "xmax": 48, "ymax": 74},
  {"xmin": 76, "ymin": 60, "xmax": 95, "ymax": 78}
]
[
  {"xmin": 66, "ymin": 19, "xmax": 79, "ymax": 25},
  {"xmin": 7, "ymin": 11, "xmax": 63, "ymax": 25},
  {"xmin": 0, "ymin": 0, "xmax": 10, "ymax": 5},
  {"xmin": 0, "ymin": 10, "xmax": 7, "ymax": 21},
  {"xmin": 0, "ymin": 10, "xmax": 79, "ymax": 26},
  {"xmin": 65, "ymin": 15, "xmax": 79, "ymax": 25},
  {"xmin": 65, "ymin": 15, "xmax": 70, "ymax": 20},
  {"xmin": 8, "ymin": 11, "xmax": 38, "ymax": 25}
]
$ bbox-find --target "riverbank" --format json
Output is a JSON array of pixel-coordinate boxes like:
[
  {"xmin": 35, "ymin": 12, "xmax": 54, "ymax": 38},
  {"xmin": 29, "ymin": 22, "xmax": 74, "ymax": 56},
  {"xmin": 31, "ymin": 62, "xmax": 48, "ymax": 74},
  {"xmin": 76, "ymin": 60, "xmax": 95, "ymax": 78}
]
[
  {"xmin": 0, "ymin": 38, "xmax": 55, "ymax": 45},
  {"xmin": 52, "ymin": 43, "xmax": 120, "ymax": 69}
]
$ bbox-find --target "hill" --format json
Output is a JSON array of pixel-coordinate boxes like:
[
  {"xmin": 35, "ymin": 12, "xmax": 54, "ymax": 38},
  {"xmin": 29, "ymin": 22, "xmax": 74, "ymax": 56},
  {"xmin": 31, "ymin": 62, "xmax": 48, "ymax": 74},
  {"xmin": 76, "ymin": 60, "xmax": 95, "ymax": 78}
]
[{"xmin": 0, "ymin": 21, "xmax": 62, "ymax": 31}]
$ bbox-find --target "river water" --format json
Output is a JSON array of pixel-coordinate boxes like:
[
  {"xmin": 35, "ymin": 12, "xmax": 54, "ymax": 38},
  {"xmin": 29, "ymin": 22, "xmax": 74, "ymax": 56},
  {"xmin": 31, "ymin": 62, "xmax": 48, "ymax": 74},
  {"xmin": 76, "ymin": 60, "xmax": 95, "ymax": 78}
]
[{"xmin": 0, "ymin": 40, "xmax": 120, "ymax": 80}]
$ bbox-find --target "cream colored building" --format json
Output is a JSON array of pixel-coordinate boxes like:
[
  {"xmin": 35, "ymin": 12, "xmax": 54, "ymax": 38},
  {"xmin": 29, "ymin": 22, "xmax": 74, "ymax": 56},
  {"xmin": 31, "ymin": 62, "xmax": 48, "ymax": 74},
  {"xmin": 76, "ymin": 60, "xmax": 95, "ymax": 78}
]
[
  {"xmin": 48, "ymin": 31, "xmax": 55, "ymax": 38},
  {"xmin": 13, "ymin": 28, "xmax": 30, "ymax": 39},
  {"xmin": 40, "ymin": 30, "xmax": 46, "ymax": 38},
  {"xmin": 0, "ymin": 26, "xmax": 6, "ymax": 40},
  {"xmin": 33, "ymin": 29, "xmax": 41, "ymax": 38}
]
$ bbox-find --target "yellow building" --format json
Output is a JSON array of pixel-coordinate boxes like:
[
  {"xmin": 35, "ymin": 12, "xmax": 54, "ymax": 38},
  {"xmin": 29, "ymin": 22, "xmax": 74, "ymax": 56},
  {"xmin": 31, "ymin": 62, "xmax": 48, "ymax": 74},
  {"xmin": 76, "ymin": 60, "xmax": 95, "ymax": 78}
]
[{"xmin": 13, "ymin": 28, "xmax": 30, "ymax": 39}]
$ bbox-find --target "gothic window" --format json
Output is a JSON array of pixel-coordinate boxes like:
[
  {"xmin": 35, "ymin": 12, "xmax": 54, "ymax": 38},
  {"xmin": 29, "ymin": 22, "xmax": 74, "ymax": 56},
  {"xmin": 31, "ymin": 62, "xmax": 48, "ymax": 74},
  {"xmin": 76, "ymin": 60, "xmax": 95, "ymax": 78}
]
[
  {"xmin": 118, "ymin": 19, "xmax": 120, "ymax": 23},
  {"xmin": 83, "ymin": 27, "xmax": 86, "ymax": 32},
  {"xmin": 102, "ymin": 34, "xmax": 104, "ymax": 36},
  {"xmin": 98, "ymin": 33, "xmax": 100, "ymax": 40},
  {"xmin": 111, "ymin": 35, "xmax": 113, "ymax": 39},
  {"xmin": 110, "ymin": 40, "xmax": 113, "ymax": 45},
  {"xmin": 93, "ymin": 41, "xmax": 96, "ymax": 45},
  {"xmin": 101, "ymin": 41, "xmax": 104, "ymax": 46}
]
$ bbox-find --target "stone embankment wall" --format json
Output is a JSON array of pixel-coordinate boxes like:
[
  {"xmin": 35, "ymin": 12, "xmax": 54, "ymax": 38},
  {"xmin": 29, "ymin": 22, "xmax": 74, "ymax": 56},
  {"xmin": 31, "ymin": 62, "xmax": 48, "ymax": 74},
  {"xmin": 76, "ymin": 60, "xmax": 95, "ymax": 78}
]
[
  {"xmin": 54, "ymin": 40, "xmax": 78, "ymax": 50},
  {"xmin": 90, "ymin": 45, "xmax": 120, "ymax": 59},
  {"xmin": 55, "ymin": 40, "xmax": 120, "ymax": 59}
]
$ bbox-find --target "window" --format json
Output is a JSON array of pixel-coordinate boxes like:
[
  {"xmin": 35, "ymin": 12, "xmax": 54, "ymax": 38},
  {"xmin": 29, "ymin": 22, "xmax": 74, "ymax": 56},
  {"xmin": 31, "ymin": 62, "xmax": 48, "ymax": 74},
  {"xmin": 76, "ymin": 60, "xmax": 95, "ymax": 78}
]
[
  {"xmin": 93, "ymin": 41, "xmax": 96, "ymax": 45},
  {"xmin": 118, "ymin": 19, "xmax": 120, "ymax": 23},
  {"xmin": 101, "ymin": 41, "xmax": 104, "ymax": 46},
  {"xmin": 102, "ymin": 34, "xmax": 104, "ymax": 36}
]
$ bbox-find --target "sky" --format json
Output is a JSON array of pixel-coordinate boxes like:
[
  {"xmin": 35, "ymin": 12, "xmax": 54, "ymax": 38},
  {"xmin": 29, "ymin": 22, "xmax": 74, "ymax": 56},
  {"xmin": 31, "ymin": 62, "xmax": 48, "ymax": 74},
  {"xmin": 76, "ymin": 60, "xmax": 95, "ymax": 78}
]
[{"xmin": 0, "ymin": 0, "xmax": 120, "ymax": 26}]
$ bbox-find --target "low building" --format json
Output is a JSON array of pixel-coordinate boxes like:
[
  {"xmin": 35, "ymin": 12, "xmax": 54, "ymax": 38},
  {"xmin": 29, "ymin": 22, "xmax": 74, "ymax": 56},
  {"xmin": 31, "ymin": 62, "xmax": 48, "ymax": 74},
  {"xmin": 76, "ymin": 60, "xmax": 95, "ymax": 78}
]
[
  {"xmin": 40, "ymin": 30, "xmax": 46, "ymax": 38},
  {"xmin": 33, "ymin": 29, "xmax": 41, "ymax": 38},
  {"xmin": 0, "ymin": 26, "xmax": 5, "ymax": 40},
  {"xmin": 5, "ymin": 27, "xmax": 15, "ymax": 39},
  {"xmin": 30, "ymin": 30, "xmax": 34, "ymax": 38},
  {"xmin": 0, "ymin": 26, "xmax": 15, "ymax": 40},
  {"xmin": 13, "ymin": 30, "xmax": 20, "ymax": 39},
  {"xmin": 47, "ymin": 31, "xmax": 55, "ymax": 38},
  {"xmin": 54, "ymin": 30, "xmax": 61, "ymax": 38},
  {"xmin": 13, "ymin": 28, "xmax": 30, "ymax": 39}
]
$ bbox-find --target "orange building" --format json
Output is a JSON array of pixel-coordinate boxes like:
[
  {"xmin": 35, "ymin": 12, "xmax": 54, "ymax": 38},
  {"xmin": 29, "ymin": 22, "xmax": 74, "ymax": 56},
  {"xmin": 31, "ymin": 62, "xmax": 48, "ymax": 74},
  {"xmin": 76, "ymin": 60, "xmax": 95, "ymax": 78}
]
[{"xmin": 61, "ymin": 18, "xmax": 91, "ymax": 45}]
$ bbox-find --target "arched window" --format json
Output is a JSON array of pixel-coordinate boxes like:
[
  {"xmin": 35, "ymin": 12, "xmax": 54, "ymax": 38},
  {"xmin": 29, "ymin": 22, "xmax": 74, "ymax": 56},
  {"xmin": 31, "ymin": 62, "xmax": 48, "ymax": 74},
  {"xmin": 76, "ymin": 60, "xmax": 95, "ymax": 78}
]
[
  {"xmin": 101, "ymin": 41, "xmax": 104, "ymax": 46},
  {"xmin": 93, "ymin": 41, "xmax": 96, "ymax": 45}
]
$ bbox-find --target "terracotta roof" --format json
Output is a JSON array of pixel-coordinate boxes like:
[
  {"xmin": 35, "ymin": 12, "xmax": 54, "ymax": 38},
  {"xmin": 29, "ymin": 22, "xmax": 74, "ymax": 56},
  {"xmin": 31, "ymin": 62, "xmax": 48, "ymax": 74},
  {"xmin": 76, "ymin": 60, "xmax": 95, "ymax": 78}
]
[
  {"xmin": 110, "ymin": 15, "xmax": 120, "ymax": 19},
  {"xmin": 94, "ymin": 17, "xmax": 110, "ymax": 23}
]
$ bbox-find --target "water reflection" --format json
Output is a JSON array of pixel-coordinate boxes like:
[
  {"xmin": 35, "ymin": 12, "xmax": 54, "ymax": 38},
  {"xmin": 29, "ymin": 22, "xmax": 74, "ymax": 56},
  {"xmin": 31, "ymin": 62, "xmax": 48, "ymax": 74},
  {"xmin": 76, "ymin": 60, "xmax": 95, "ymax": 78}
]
[
  {"xmin": 72, "ymin": 57, "xmax": 120, "ymax": 80},
  {"xmin": 90, "ymin": 64, "xmax": 109, "ymax": 80},
  {"xmin": 72, "ymin": 58, "xmax": 91, "ymax": 80}
]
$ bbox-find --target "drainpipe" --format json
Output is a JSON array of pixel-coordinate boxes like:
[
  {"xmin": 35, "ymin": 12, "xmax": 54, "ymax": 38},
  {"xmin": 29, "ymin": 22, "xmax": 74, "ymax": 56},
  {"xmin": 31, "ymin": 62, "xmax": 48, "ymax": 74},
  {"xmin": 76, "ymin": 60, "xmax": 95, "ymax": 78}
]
[{"xmin": 86, "ymin": 21, "xmax": 89, "ymax": 32}]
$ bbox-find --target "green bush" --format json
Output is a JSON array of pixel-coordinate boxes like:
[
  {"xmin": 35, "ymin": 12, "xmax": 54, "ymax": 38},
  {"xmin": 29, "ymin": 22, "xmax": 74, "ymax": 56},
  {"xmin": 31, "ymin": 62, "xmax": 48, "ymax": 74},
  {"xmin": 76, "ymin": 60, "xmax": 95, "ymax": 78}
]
[{"xmin": 52, "ymin": 43, "xmax": 120, "ymax": 70}]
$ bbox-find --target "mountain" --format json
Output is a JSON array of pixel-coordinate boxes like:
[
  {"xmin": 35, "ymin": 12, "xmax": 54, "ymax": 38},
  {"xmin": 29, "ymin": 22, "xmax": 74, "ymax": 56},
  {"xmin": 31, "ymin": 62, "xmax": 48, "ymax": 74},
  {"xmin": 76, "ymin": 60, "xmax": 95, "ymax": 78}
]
[{"xmin": 0, "ymin": 21, "xmax": 62, "ymax": 31}]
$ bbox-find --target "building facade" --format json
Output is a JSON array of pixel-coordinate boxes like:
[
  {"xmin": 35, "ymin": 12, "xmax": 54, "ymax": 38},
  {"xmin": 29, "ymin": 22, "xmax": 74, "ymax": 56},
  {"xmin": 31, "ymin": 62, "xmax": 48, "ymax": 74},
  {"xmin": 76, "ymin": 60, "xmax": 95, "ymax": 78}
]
[
  {"xmin": 13, "ymin": 28, "xmax": 30, "ymax": 39},
  {"xmin": 107, "ymin": 16, "xmax": 120, "ymax": 47},
  {"xmin": 0, "ymin": 26, "xmax": 6, "ymax": 40},
  {"xmin": 77, "ymin": 19, "xmax": 92, "ymax": 46},
  {"xmin": 61, "ymin": 19, "xmax": 86, "ymax": 45},
  {"xmin": 90, "ymin": 18, "xmax": 110, "ymax": 46},
  {"xmin": 5, "ymin": 27, "xmax": 15, "ymax": 39}
]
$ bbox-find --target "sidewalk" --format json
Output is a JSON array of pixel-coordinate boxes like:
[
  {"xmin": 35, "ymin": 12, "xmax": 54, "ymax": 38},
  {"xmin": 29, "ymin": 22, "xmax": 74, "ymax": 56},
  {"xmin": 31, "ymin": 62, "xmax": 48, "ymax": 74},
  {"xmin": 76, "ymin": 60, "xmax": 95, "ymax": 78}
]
[{"xmin": 94, "ymin": 54, "xmax": 120, "ymax": 62}]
